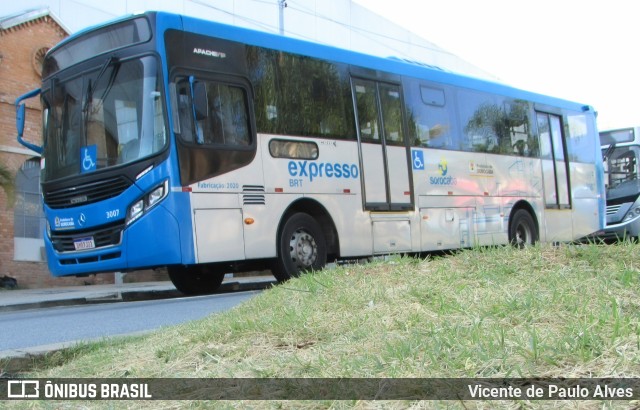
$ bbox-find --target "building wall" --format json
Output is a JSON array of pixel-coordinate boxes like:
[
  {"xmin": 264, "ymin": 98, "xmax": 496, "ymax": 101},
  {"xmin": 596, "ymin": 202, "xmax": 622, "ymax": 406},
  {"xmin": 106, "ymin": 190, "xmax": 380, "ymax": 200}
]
[
  {"xmin": 0, "ymin": 16, "xmax": 120, "ymax": 288},
  {"xmin": 0, "ymin": 1, "xmax": 497, "ymax": 81}
]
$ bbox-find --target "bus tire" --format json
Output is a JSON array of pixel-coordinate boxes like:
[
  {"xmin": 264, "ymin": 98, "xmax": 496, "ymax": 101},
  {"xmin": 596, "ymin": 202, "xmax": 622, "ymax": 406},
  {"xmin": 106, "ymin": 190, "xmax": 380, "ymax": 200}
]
[
  {"xmin": 273, "ymin": 213, "xmax": 327, "ymax": 282},
  {"xmin": 168, "ymin": 265, "xmax": 225, "ymax": 295},
  {"xmin": 509, "ymin": 209, "xmax": 538, "ymax": 247}
]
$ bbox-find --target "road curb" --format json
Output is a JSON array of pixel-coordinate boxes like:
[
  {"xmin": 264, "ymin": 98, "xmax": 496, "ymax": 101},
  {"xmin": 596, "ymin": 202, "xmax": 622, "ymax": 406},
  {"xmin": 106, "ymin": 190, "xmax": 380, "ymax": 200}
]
[
  {"xmin": 0, "ymin": 279, "xmax": 277, "ymax": 313},
  {"xmin": 0, "ymin": 279, "xmax": 277, "ymax": 373},
  {"xmin": 0, "ymin": 298, "xmax": 90, "ymax": 313},
  {"xmin": 0, "ymin": 331, "xmax": 154, "ymax": 376}
]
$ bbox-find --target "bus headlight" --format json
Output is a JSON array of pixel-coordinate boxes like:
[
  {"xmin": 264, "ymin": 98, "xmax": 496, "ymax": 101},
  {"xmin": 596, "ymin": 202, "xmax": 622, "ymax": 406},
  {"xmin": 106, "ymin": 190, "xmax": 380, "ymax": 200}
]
[
  {"xmin": 147, "ymin": 184, "xmax": 166, "ymax": 207},
  {"xmin": 127, "ymin": 199, "xmax": 145, "ymax": 225},
  {"xmin": 623, "ymin": 206, "xmax": 640, "ymax": 222},
  {"xmin": 622, "ymin": 198, "xmax": 640, "ymax": 223},
  {"xmin": 126, "ymin": 180, "xmax": 169, "ymax": 226}
]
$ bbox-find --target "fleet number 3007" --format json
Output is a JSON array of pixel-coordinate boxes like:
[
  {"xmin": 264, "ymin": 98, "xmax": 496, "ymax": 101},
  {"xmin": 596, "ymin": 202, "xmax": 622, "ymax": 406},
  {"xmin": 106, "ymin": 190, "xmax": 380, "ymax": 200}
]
[{"xmin": 106, "ymin": 209, "xmax": 120, "ymax": 219}]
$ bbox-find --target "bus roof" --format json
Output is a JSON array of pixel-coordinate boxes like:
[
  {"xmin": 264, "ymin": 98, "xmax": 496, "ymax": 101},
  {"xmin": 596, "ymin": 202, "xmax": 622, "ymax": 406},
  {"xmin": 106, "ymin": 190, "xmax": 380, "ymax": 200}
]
[
  {"xmin": 175, "ymin": 12, "xmax": 594, "ymax": 114},
  {"xmin": 50, "ymin": 10, "xmax": 594, "ymax": 115}
]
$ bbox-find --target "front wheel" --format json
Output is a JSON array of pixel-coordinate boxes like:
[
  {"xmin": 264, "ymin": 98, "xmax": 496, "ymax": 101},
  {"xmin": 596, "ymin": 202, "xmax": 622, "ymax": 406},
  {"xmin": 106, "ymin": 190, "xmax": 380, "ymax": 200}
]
[
  {"xmin": 509, "ymin": 209, "xmax": 538, "ymax": 248},
  {"xmin": 168, "ymin": 265, "xmax": 226, "ymax": 295},
  {"xmin": 273, "ymin": 213, "xmax": 327, "ymax": 282}
]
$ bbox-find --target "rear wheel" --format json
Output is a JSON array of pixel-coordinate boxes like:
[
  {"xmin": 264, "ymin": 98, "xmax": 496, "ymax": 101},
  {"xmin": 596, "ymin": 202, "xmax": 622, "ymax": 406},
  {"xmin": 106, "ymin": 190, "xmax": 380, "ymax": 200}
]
[
  {"xmin": 509, "ymin": 209, "xmax": 538, "ymax": 247},
  {"xmin": 168, "ymin": 265, "xmax": 225, "ymax": 295},
  {"xmin": 273, "ymin": 213, "xmax": 327, "ymax": 282}
]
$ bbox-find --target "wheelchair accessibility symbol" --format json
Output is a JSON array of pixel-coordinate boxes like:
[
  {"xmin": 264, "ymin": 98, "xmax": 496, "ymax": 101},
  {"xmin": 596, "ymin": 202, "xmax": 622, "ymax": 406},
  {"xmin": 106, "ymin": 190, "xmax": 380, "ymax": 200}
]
[
  {"xmin": 411, "ymin": 149, "xmax": 424, "ymax": 170},
  {"xmin": 81, "ymin": 145, "xmax": 97, "ymax": 173}
]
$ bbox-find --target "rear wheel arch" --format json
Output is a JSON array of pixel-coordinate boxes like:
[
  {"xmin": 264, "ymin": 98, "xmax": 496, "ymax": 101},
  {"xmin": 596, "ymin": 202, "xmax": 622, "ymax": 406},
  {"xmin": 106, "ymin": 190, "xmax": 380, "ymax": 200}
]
[
  {"xmin": 508, "ymin": 201, "xmax": 539, "ymax": 246},
  {"xmin": 277, "ymin": 199, "xmax": 340, "ymax": 258},
  {"xmin": 272, "ymin": 199, "xmax": 339, "ymax": 282}
]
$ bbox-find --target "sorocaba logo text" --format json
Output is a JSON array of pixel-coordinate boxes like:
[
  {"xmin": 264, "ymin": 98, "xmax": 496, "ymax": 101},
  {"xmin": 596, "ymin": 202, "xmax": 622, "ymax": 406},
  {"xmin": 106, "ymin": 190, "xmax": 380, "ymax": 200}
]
[
  {"xmin": 430, "ymin": 175, "xmax": 458, "ymax": 185},
  {"xmin": 429, "ymin": 158, "xmax": 457, "ymax": 185},
  {"xmin": 288, "ymin": 160, "xmax": 359, "ymax": 182}
]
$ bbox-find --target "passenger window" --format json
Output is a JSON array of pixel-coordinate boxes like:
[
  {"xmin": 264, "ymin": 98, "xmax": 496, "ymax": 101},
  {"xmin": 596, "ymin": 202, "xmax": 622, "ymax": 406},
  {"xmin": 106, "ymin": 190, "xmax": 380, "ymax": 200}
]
[
  {"xmin": 354, "ymin": 80, "xmax": 381, "ymax": 142},
  {"xmin": 458, "ymin": 90, "xmax": 500, "ymax": 153},
  {"xmin": 538, "ymin": 113, "xmax": 553, "ymax": 160},
  {"xmin": 458, "ymin": 91, "xmax": 535, "ymax": 156},
  {"xmin": 405, "ymin": 82, "xmax": 454, "ymax": 149},
  {"xmin": 246, "ymin": 47, "xmax": 355, "ymax": 140},
  {"xmin": 379, "ymin": 83, "xmax": 404, "ymax": 146},
  {"xmin": 206, "ymin": 83, "xmax": 250, "ymax": 146},
  {"xmin": 177, "ymin": 79, "xmax": 251, "ymax": 147},
  {"xmin": 504, "ymin": 100, "xmax": 537, "ymax": 157},
  {"xmin": 566, "ymin": 114, "xmax": 595, "ymax": 163}
]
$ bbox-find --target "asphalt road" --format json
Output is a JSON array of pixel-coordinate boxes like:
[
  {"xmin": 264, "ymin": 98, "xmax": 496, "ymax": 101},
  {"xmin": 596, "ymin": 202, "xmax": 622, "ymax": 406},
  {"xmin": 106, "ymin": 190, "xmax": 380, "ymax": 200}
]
[{"xmin": 0, "ymin": 290, "xmax": 261, "ymax": 353}]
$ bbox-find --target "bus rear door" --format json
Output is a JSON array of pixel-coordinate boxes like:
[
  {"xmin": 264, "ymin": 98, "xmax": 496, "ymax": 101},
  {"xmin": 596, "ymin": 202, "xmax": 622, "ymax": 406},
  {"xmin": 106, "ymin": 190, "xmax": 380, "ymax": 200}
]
[{"xmin": 536, "ymin": 111, "xmax": 573, "ymax": 241}]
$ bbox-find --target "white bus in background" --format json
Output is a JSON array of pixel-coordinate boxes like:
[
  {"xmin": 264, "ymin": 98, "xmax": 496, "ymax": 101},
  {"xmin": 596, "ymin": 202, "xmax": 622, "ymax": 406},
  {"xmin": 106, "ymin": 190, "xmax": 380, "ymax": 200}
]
[{"xmin": 599, "ymin": 127, "xmax": 640, "ymax": 241}]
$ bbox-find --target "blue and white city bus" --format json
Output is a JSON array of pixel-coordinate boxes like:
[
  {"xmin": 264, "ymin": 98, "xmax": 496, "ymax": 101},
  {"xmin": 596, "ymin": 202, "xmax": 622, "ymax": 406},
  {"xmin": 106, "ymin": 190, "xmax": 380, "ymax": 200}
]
[{"xmin": 16, "ymin": 11, "xmax": 606, "ymax": 294}]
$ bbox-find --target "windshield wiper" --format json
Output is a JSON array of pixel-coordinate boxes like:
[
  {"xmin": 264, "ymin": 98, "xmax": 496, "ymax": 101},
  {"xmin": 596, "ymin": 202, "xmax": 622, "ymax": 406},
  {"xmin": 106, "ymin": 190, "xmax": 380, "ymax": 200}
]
[
  {"xmin": 82, "ymin": 56, "xmax": 120, "ymax": 148},
  {"xmin": 602, "ymin": 142, "xmax": 616, "ymax": 162},
  {"xmin": 83, "ymin": 56, "xmax": 120, "ymax": 117}
]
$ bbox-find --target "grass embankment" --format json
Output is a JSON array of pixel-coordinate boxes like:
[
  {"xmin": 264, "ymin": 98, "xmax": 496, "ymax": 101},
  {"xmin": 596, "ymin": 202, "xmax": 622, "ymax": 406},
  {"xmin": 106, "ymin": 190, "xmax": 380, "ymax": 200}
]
[{"xmin": 3, "ymin": 242, "xmax": 640, "ymax": 408}]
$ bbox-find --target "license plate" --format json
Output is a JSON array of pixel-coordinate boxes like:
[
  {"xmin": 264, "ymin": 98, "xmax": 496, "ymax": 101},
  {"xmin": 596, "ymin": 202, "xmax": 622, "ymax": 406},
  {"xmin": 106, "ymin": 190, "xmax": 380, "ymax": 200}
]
[{"xmin": 74, "ymin": 237, "xmax": 96, "ymax": 251}]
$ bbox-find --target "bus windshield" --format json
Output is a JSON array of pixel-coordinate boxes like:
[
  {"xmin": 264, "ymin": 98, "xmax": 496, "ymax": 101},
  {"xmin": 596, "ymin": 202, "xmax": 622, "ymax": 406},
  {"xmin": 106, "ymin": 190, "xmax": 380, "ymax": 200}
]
[
  {"xmin": 603, "ymin": 145, "xmax": 640, "ymax": 194},
  {"xmin": 41, "ymin": 55, "xmax": 167, "ymax": 182}
]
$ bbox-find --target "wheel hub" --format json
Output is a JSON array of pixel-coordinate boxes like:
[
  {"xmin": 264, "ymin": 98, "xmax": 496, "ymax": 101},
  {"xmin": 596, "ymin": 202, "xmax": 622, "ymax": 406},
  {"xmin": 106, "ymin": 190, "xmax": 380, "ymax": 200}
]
[
  {"xmin": 290, "ymin": 229, "xmax": 318, "ymax": 268},
  {"xmin": 515, "ymin": 223, "xmax": 531, "ymax": 246}
]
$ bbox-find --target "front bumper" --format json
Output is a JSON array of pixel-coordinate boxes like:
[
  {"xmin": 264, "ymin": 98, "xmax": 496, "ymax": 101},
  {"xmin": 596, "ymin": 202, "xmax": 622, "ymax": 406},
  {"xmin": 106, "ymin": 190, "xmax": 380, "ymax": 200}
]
[
  {"xmin": 45, "ymin": 205, "xmax": 182, "ymax": 276},
  {"xmin": 598, "ymin": 218, "xmax": 640, "ymax": 242}
]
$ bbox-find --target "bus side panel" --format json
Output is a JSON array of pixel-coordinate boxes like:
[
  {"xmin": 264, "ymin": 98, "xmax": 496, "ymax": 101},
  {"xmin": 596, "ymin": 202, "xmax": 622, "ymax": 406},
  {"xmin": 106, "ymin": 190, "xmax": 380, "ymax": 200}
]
[
  {"xmin": 489, "ymin": 156, "xmax": 543, "ymax": 198},
  {"xmin": 418, "ymin": 197, "xmax": 475, "ymax": 251},
  {"xmin": 306, "ymin": 194, "xmax": 373, "ymax": 257},
  {"xmin": 194, "ymin": 207, "xmax": 245, "ymax": 263},
  {"xmin": 259, "ymin": 134, "xmax": 371, "ymax": 257},
  {"xmin": 245, "ymin": 193, "xmax": 303, "ymax": 259},
  {"xmin": 570, "ymin": 162, "xmax": 602, "ymax": 238},
  {"xmin": 173, "ymin": 190, "xmax": 197, "ymax": 265},
  {"xmin": 490, "ymin": 155, "xmax": 544, "ymax": 244},
  {"xmin": 475, "ymin": 196, "xmax": 506, "ymax": 246},
  {"xmin": 190, "ymin": 192, "xmax": 306, "ymax": 263},
  {"xmin": 412, "ymin": 149, "xmax": 486, "ymax": 198},
  {"xmin": 242, "ymin": 199, "xmax": 277, "ymax": 260},
  {"xmin": 261, "ymin": 135, "xmax": 362, "ymax": 195}
]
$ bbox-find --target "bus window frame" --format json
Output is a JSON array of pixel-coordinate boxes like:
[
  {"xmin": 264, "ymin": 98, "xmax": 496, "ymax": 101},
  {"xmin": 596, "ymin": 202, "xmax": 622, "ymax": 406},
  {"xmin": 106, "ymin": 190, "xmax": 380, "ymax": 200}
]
[
  {"xmin": 535, "ymin": 109, "xmax": 572, "ymax": 209},
  {"xmin": 173, "ymin": 71, "xmax": 257, "ymax": 152}
]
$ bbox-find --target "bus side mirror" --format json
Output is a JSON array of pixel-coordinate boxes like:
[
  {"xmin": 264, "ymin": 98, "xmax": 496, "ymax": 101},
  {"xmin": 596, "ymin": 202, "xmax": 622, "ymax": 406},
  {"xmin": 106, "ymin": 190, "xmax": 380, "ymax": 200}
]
[
  {"xmin": 16, "ymin": 103, "xmax": 26, "ymax": 136},
  {"xmin": 192, "ymin": 82, "xmax": 208, "ymax": 121},
  {"xmin": 15, "ymin": 88, "xmax": 43, "ymax": 154}
]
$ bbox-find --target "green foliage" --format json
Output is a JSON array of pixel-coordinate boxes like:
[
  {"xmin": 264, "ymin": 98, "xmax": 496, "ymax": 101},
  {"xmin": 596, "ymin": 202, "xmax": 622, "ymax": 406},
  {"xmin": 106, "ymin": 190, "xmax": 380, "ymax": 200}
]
[{"xmin": 0, "ymin": 161, "xmax": 16, "ymax": 208}]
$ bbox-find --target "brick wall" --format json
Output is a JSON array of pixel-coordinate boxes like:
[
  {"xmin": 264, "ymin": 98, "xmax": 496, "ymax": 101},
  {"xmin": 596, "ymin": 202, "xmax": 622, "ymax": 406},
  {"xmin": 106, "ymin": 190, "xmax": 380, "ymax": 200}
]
[
  {"xmin": 0, "ymin": 15, "xmax": 173, "ymax": 288},
  {"xmin": 0, "ymin": 16, "xmax": 118, "ymax": 288}
]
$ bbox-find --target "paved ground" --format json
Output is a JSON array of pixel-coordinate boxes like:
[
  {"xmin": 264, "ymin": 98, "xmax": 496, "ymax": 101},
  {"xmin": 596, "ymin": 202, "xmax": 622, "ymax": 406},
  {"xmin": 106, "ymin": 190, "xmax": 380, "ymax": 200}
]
[
  {"xmin": 0, "ymin": 275, "xmax": 276, "ymax": 369},
  {"xmin": 0, "ymin": 275, "xmax": 276, "ymax": 313}
]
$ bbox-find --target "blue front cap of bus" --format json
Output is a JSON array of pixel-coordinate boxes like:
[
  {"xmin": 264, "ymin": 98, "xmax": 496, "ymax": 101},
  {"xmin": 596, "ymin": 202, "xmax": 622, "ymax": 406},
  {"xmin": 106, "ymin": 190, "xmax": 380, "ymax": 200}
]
[
  {"xmin": 43, "ymin": 170, "xmax": 188, "ymax": 276},
  {"xmin": 44, "ymin": 204, "xmax": 181, "ymax": 276}
]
